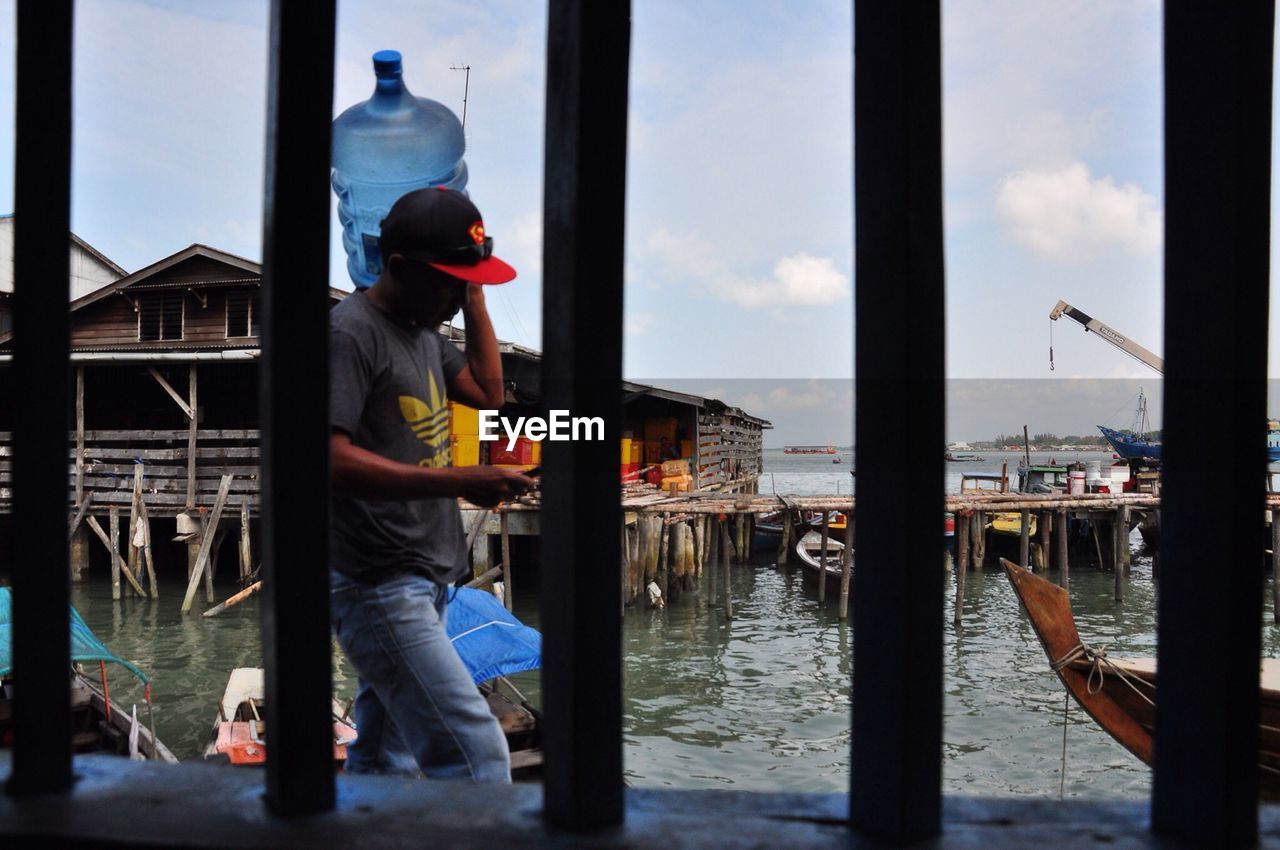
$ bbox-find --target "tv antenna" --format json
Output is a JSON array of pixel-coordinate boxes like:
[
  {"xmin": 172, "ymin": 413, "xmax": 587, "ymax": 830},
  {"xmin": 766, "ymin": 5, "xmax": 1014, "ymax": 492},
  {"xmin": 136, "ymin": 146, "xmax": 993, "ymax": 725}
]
[{"xmin": 449, "ymin": 64, "xmax": 471, "ymax": 130}]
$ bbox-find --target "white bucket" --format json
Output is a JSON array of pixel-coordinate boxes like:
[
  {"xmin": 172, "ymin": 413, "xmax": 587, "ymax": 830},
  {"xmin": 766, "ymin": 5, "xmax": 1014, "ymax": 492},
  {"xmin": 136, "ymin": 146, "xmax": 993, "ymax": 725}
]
[
  {"xmin": 1086, "ymin": 460, "xmax": 1102, "ymax": 479},
  {"xmin": 1110, "ymin": 464, "xmax": 1131, "ymax": 484},
  {"xmin": 1069, "ymin": 469, "xmax": 1086, "ymax": 495}
]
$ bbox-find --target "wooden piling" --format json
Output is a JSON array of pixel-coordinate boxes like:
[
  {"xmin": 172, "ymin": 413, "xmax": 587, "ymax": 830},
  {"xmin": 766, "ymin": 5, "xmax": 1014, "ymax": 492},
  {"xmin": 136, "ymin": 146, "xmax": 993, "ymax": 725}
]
[
  {"xmin": 779, "ymin": 511, "xmax": 792, "ymax": 566},
  {"xmin": 1273, "ymin": 509, "xmax": 1280, "ymax": 623},
  {"xmin": 972, "ymin": 511, "xmax": 986, "ymax": 569},
  {"xmin": 1038, "ymin": 509, "xmax": 1051, "ymax": 571},
  {"xmin": 817, "ymin": 513, "xmax": 831, "ymax": 603},
  {"xmin": 1119, "ymin": 504, "xmax": 1131, "ymax": 576},
  {"xmin": 138, "ymin": 496, "xmax": 157, "ymax": 599},
  {"xmin": 839, "ymin": 505, "xmax": 854, "ymax": 620},
  {"xmin": 620, "ymin": 516, "xmax": 630, "ymax": 613},
  {"xmin": 1057, "ymin": 508, "xmax": 1069, "ymax": 589},
  {"xmin": 181, "ymin": 474, "xmax": 233, "ymax": 613},
  {"xmin": 1018, "ymin": 509, "xmax": 1030, "ymax": 569},
  {"xmin": 956, "ymin": 510, "xmax": 970, "ymax": 575},
  {"xmin": 500, "ymin": 510, "xmax": 513, "ymax": 611},
  {"xmin": 721, "ymin": 518, "xmax": 732, "ymax": 620},
  {"xmin": 239, "ymin": 499, "xmax": 251, "ymax": 584},
  {"xmin": 127, "ymin": 469, "xmax": 141, "ymax": 586},
  {"xmin": 109, "ymin": 508, "xmax": 120, "ymax": 600},
  {"xmin": 692, "ymin": 518, "xmax": 703, "ymax": 579},
  {"xmin": 1113, "ymin": 509, "xmax": 1124, "ymax": 601}
]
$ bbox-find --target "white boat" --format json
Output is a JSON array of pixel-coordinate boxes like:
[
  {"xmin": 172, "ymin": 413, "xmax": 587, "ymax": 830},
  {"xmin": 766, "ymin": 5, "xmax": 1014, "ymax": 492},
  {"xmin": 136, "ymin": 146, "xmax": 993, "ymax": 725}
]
[{"xmin": 795, "ymin": 529, "xmax": 849, "ymax": 589}]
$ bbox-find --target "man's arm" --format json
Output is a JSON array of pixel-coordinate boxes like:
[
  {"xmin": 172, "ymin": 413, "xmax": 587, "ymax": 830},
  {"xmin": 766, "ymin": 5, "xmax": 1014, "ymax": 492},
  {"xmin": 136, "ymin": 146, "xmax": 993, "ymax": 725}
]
[
  {"xmin": 331, "ymin": 432, "xmax": 533, "ymax": 507},
  {"xmin": 446, "ymin": 284, "xmax": 505, "ymax": 410}
]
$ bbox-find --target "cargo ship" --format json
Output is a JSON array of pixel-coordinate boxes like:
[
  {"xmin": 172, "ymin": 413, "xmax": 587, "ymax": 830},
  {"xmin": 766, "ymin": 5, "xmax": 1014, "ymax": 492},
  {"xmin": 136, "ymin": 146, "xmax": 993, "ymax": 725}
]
[{"xmin": 783, "ymin": 445, "xmax": 838, "ymax": 455}]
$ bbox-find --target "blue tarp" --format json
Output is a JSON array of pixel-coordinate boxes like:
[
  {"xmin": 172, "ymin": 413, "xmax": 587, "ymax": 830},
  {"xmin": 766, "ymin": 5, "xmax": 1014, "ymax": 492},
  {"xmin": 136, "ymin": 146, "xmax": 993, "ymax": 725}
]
[
  {"xmin": 0, "ymin": 588, "xmax": 148, "ymax": 684},
  {"xmin": 446, "ymin": 587, "xmax": 541, "ymax": 685}
]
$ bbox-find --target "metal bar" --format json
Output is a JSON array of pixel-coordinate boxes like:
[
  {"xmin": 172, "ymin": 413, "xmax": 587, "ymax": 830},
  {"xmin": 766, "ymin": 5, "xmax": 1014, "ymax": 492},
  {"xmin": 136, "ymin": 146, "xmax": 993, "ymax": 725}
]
[
  {"xmin": 539, "ymin": 0, "xmax": 630, "ymax": 830},
  {"xmin": 259, "ymin": 0, "xmax": 336, "ymax": 816},
  {"xmin": 1154, "ymin": 1, "xmax": 1273, "ymax": 843},
  {"xmin": 850, "ymin": 0, "xmax": 944, "ymax": 841},
  {"xmin": 7, "ymin": 0, "xmax": 74, "ymax": 797}
]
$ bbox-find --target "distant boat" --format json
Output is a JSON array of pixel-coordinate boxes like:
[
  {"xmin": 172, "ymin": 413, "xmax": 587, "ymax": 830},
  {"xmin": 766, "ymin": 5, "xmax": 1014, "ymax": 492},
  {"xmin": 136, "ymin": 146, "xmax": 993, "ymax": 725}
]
[
  {"xmin": 944, "ymin": 452, "xmax": 984, "ymax": 462},
  {"xmin": 833, "ymin": 457, "xmax": 843, "ymax": 464},
  {"xmin": 784, "ymin": 445, "xmax": 837, "ymax": 455}
]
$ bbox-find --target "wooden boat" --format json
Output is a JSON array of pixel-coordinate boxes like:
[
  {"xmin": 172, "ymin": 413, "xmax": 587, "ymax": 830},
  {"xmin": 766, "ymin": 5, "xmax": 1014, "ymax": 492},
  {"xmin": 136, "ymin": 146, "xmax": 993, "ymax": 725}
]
[
  {"xmin": 795, "ymin": 529, "xmax": 849, "ymax": 589},
  {"xmin": 1001, "ymin": 559, "xmax": 1280, "ymax": 797},
  {"xmin": 0, "ymin": 600, "xmax": 178, "ymax": 762},
  {"xmin": 203, "ymin": 667, "xmax": 356, "ymax": 766},
  {"xmin": 202, "ymin": 667, "xmax": 542, "ymax": 777}
]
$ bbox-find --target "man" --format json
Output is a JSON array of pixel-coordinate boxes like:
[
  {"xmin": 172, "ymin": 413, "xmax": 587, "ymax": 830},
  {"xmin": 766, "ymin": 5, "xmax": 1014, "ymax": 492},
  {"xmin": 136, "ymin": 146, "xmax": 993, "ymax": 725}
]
[{"xmin": 329, "ymin": 187, "xmax": 534, "ymax": 780}]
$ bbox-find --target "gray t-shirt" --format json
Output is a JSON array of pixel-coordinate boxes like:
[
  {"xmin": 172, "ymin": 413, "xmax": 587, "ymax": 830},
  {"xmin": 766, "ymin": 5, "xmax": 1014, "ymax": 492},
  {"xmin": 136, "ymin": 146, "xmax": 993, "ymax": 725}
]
[{"xmin": 329, "ymin": 291, "xmax": 469, "ymax": 584}]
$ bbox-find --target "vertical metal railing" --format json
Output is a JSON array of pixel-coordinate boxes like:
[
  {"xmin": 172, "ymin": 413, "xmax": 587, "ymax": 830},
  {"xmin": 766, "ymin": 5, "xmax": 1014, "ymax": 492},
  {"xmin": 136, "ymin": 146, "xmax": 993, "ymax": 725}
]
[
  {"xmin": 7, "ymin": 0, "xmax": 74, "ymax": 797},
  {"xmin": 539, "ymin": 0, "xmax": 631, "ymax": 830},
  {"xmin": 259, "ymin": 0, "xmax": 336, "ymax": 816},
  {"xmin": 1155, "ymin": 2, "xmax": 1273, "ymax": 844},
  {"xmin": 850, "ymin": 1, "xmax": 945, "ymax": 842}
]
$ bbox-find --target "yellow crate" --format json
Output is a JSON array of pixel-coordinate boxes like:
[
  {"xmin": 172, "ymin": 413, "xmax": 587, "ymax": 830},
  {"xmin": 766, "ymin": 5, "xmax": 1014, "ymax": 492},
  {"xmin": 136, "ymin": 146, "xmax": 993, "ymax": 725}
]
[
  {"xmin": 531, "ymin": 439, "xmax": 542, "ymax": 464},
  {"xmin": 451, "ymin": 436, "xmax": 480, "ymax": 467},
  {"xmin": 661, "ymin": 459, "xmax": 690, "ymax": 476},
  {"xmin": 620, "ymin": 438, "xmax": 632, "ymax": 464},
  {"xmin": 449, "ymin": 401, "xmax": 480, "ymax": 436},
  {"xmin": 659, "ymin": 474, "xmax": 692, "ymax": 492}
]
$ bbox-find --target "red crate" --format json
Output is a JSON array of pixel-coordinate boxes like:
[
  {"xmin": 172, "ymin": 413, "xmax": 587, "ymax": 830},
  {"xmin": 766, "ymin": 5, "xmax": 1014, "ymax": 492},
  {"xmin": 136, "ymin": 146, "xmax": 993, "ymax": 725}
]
[{"xmin": 490, "ymin": 437, "xmax": 537, "ymax": 465}]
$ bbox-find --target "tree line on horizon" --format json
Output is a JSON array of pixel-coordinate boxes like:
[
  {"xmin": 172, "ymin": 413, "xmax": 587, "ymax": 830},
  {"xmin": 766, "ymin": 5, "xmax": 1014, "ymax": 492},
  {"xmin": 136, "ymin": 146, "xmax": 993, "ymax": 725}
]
[{"xmin": 970, "ymin": 430, "xmax": 1161, "ymax": 449}]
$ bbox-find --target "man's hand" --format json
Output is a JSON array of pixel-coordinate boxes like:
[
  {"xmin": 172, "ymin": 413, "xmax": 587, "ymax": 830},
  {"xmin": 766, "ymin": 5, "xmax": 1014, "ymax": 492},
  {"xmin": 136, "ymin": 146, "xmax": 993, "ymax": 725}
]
[{"xmin": 454, "ymin": 466, "xmax": 536, "ymax": 508}]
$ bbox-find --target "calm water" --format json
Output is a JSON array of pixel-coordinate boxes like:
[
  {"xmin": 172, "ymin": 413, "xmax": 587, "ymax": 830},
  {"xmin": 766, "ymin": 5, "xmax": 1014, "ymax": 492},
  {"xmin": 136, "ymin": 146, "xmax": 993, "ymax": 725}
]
[{"xmin": 63, "ymin": 448, "xmax": 1280, "ymax": 799}]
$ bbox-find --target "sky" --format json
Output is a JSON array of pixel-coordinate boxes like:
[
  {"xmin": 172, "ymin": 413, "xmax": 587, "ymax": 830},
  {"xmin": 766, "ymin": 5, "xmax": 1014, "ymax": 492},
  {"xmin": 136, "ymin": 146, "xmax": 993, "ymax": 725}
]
[{"xmin": 0, "ymin": 1, "xmax": 1274, "ymax": 443}]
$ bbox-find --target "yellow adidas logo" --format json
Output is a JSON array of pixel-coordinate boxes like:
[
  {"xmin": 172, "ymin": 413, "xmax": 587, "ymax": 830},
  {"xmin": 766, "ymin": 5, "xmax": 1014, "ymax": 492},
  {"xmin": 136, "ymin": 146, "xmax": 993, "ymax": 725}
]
[{"xmin": 398, "ymin": 372, "xmax": 451, "ymax": 468}]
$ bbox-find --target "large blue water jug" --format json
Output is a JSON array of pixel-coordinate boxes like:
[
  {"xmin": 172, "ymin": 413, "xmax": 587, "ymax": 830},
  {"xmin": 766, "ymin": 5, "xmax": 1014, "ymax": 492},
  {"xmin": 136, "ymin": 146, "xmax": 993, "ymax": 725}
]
[{"xmin": 332, "ymin": 50, "xmax": 468, "ymax": 288}]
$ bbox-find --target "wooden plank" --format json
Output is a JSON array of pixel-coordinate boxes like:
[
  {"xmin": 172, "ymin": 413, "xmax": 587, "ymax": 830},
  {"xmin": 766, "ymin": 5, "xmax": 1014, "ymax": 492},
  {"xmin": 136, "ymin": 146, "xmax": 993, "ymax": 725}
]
[
  {"xmin": 146, "ymin": 367, "xmax": 194, "ymax": 420},
  {"xmin": 180, "ymin": 474, "xmax": 233, "ymax": 612},
  {"xmin": 85, "ymin": 512, "xmax": 146, "ymax": 599},
  {"xmin": 138, "ymin": 493, "xmax": 158, "ymax": 599},
  {"xmin": 67, "ymin": 495, "xmax": 91, "ymax": 542}
]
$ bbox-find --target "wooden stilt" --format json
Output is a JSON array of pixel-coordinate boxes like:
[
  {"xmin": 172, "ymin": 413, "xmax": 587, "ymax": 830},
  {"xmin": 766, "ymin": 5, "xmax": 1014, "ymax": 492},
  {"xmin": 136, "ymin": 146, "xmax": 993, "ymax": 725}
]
[
  {"xmin": 1018, "ymin": 509, "xmax": 1030, "ymax": 569},
  {"xmin": 109, "ymin": 508, "xmax": 120, "ymax": 601},
  {"xmin": 239, "ymin": 499, "xmax": 252, "ymax": 585},
  {"xmin": 620, "ymin": 516, "xmax": 629, "ymax": 613},
  {"xmin": 1057, "ymin": 508, "xmax": 1069, "ymax": 590},
  {"xmin": 721, "ymin": 519, "xmax": 732, "ymax": 620},
  {"xmin": 1272, "ymin": 510, "xmax": 1280, "ymax": 624},
  {"xmin": 500, "ymin": 510, "xmax": 513, "ymax": 610},
  {"xmin": 1119, "ymin": 504, "xmax": 1131, "ymax": 576},
  {"xmin": 127, "ymin": 468, "xmax": 141, "ymax": 585},
  {"xmin": 956, "ymin": 510, "xmax": 970, "ymax": 576},
  {"xmin": 657, "ymin": 513, "xmax": 670, "ymax": 606},
  {"xmin": 201, "ymin": 580, "xmax": 262, "ymax": 618},
  {"xmin": 180, "ymin": 474, "xmax": 233, "ymax": 613},
  {"xmin": 973, "ymin": 511, "xmax": 986, "ymax": 569},
  {"xmin": 138, "ymin": 496, "xmax": 157, "ymax": 598},
  {"xmin": 1038, "ymin": 509, "xmax": 1051, "ymax": 570},
  {"xmin": 817, "ymin": 513, "xmax": 830, "ymax": 603},
  {"xmin": 692, "ymin": 518, "xmax": 703, "ymax": 580},
  {"xmin": 1113, "ymin": 509, "xmax": 1124, "ymax": 601},
  {"xmin": 839, "ymin": 502, "xmax": 854, "ymax": 620},
  {"xmin": 87, "ymin": 512, "xmax": 145, "ymax": 599},
  {"xmin": 779, "ymin": 511, "xmax": 793, "ymax": 566}
]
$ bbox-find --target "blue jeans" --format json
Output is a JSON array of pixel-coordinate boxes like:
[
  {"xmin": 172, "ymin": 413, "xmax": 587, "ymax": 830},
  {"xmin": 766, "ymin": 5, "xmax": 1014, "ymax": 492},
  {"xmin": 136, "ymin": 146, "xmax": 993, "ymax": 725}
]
[{"xmin": 330, "ymin": 571, "xmax": 510, "ymax": 782}]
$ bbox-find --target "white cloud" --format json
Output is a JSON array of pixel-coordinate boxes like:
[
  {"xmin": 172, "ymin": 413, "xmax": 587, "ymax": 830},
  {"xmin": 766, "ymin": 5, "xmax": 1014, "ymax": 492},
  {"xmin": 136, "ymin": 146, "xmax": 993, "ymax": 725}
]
[
  {"xmin": 995, "ymin": 162, "xmax": 1162, "ymax": 260},
  {"xmin": 626, "ymin": 311, "xmax": 656, "ymax": 337},
  {"xmin": 645, "ymin": 229, "xmax": 849, "ymax": 309}
]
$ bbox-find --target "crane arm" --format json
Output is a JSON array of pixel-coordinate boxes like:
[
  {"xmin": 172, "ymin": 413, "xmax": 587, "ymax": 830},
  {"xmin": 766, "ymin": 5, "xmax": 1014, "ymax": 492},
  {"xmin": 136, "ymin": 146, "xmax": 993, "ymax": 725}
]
[{"xmin": 1049, "ymin": 299, "xmax": 1164, "ymax": 375}]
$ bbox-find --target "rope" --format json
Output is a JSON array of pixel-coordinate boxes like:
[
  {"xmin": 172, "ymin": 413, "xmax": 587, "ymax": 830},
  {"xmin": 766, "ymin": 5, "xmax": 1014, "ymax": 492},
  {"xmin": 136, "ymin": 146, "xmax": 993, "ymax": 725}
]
[{"xmin": 1050, "ymin": 642, "xmax": 1154, "ymax": 704}]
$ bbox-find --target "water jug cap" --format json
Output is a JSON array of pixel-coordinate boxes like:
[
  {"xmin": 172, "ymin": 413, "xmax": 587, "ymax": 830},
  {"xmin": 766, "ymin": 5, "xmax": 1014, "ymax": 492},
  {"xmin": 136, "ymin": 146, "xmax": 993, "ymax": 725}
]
[
  {"xmin": 373, "ymin": 50, "xmax": 403, "ymax": 78},
  {"xmin": 381, "ymin": 188, "xmax": 516, "ymax": 285}
]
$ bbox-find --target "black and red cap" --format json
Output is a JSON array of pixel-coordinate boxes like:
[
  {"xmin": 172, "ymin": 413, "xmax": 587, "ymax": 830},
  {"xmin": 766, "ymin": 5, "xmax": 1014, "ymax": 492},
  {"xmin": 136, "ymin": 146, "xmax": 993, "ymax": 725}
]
[{"xmin": 380, "ymin": 187, "xmax": 517, "ymax": 285}]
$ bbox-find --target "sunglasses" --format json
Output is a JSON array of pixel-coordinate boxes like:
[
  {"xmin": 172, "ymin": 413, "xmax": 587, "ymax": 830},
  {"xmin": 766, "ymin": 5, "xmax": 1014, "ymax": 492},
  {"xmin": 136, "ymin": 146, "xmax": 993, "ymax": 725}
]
[{"xmin": 402, "ymin": 236, "xmax": 493, "ymax": 266}]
